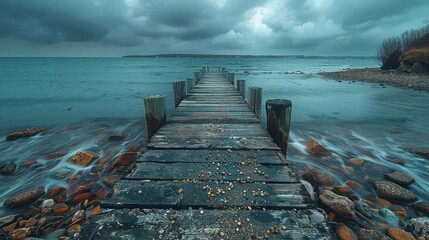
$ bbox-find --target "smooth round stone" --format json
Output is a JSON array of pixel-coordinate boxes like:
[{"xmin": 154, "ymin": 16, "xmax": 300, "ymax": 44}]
[
  {"xmin": 384, "ymin": 171, "xmax": 415, "ymax": 187},
  {"xmin": 373, "ymin": 181, "xmax": 418, "ymax": 203},
  {"xmin": 354, "ymin": 200, "xmax": 374, "ymax": 218}
]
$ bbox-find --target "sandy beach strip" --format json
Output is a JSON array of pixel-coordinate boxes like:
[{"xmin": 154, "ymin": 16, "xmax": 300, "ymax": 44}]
[{"xmin": 319, "ymin": 68, "xmax": 429, "ymax": 91}]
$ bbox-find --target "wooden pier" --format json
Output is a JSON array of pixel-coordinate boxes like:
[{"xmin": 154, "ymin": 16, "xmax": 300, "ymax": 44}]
[{"xmin": 79, "ymin": 69, "xmax": 334, "ymax": 239}]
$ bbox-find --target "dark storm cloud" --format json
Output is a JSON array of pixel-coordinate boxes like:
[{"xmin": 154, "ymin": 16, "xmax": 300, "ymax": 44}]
[{"xmin": 0, "ymin": 0, "xmax": 428, "ymax": 56}]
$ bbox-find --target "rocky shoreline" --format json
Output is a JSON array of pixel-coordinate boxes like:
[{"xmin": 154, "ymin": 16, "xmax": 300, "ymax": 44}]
[{"xmin": 319, "ymin": 68, "xmax": 429, "ymax": 91}]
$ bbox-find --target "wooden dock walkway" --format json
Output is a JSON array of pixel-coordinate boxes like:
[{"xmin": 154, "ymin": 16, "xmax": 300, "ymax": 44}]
[{"xmin": 79, "ymin": 69, "xmax": 334, "ymax": 239}]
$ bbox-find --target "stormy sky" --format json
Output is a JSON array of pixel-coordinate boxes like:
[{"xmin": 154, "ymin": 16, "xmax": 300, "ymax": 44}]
[{"xmin": 0, "ymin": 0, "xmax": 428, "ymax": 57}]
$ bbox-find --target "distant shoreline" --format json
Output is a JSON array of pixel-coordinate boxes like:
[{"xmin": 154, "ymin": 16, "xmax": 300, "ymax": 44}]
[
  {"xmin": 122, "ymin": 53, "xmax": 375, "ymax": 59},
  {"xmin": 319, "ymin": 68, "xmax": 429, "ymax": 91}
]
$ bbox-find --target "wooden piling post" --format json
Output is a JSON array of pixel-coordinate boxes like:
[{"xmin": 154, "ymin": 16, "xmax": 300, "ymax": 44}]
[
  {"xmin": 194, "ymin": 72, "xmax": 200, "ymax": 83},
  {"xmin": 224, "ymin": 70, "xmax": 228, "ymax": 79},
  {"xmin": 144, "ymin": 95, "xmax": 166, "ymax": 139},
  {"xmin": 172, "ymin": 81, "xmax": 186, "ymax": 108},
  {"xmin": 228, "ymin": 73, "xmax": 235, "ymax": 86},
  {"xmin": 221, "ymin": 67, "xmax": 225, "ymax": 73},
  {"xmin": 248, "ymin": 87, "xmax": 262, "ymax": 120},
  {"xmin": 186, "ymin": 78, "xmax": 195, "ymax": 95},
  {"xmin": 207, "ymin": 66, "xmax": 210, "ymax": 72},
  {"xmin": 237, "ymin": 80, "xmax": 246, "ymax": 98},
  {"xmin": 266, "ymin": 99, "xmax": 292, "ymax": 155},
  {"xmin": 202, "ymin": 67, "xmax": 206, "ymax": 73},
  {"xmin": 218, "ymin": 67, "xmax": 221, "ymax": 72}
]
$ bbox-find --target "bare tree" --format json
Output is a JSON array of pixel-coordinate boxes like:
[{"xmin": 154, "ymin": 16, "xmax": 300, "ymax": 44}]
[{"xmin": 377, "ymin": 36, "xmax": 402, "ymax": 68}]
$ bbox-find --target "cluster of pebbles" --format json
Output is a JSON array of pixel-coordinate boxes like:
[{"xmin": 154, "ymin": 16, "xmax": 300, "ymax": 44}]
[
  {"xmin": 1, "ymin": 128, "xmax": 141, "ymax": 239},
  {"xmin": 319, "ymin": 68, "xmax": 429, "ymax": 91},
  {"xmin": 301, "ymin": 139, "xmax": 429, "ymax": 240}
]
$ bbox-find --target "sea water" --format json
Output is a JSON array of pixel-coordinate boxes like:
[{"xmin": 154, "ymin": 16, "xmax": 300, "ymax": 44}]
[{"xmin": 1, "ymin": 57, "xmax": 429, "ymax": 217}]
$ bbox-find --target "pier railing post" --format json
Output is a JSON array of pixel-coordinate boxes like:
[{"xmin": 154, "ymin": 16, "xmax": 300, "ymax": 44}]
[
  {"xmin": 194, "ymin": 72, "xmax": 200, "ymax": 84},
  {"xmin": 228, "ymin": 73, "xmax": 235, "ymax": 86},
  {"xmin": 218, "ymin": 67, "xmax": 221, "ymax": 72},
  {"xmin": 144, "ymin": 95, "xmax": 166, "ymax": 139},
  {"xmin": 172, "ymin": 81, "xmax": 186, "ymax": 108},
  {"xmin": 237, "ymin": 80, "xmax": 246, "ymax": 98},
  {"xmin": 248, "ymin": 87, "xmax": 262, "ymax": 120},
  {"xmin": 266, "ymin": 99, "xmax": 292, "ymax": 155},
  {"xmin": 186, "ymin": 78, "xmax": 195, "ymax": 95}
]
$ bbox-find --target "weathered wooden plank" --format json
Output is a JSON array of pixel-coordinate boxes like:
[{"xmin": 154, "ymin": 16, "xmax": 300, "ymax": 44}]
[
  {"xmin": 175, "ymin": 106, "xmax": 251, "ymax": 112},
  {"xmin": 102, "ymin": 181, "xmax": 312, "ymax": 209},
  {"xmin": 178, "ymin": 103, "xmax": 249, "ymax": 107},
  {"xmin": 181, "ymin": 100, "xmax": 246, "ymax": 104},
  {"xmin": 78, "ymin": 209, "xmax": 334, "ymax": 240},
  {"xmin": 136, "ymin": 149, "xmax": 286, "ymax": 164},
  {"xmin": 171, "ymin": 111, "xmax": 255, "ymax": 117},
  {"xmin": 147, "ymin": 139, "xmax": 280, "ymax": 150},
  {"xmin": 126, "ymin": 162, "xmax": 297, "ymax": 183},
  {"xmin": 168, "ymin": 115, "xmax": 260, "ymax": 124},
  {"xmin": 156, "ymin": 123, "xmax": 267, "ymax": 134}
]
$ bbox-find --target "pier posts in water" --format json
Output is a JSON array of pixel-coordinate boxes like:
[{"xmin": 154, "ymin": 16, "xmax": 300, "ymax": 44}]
[
  {"xmin": 172, "ymin": 81, "xmax": 186, "ymax": 108},
  {"xmin": 186, "ymin": 78, "xmax": 195, "ymax": 95},
  {"xmin": 266, "ymin": 99, "xmax": 292, "ymax": 156},
  {"xmin": 237, "ymin": 80, "xmax": 246, "ymax": 98},
  {"xmin": 249, "ymin": 87, "xmax": 262, "ymax": 120},
  {"xmin": 228, "ymin": 73, "xmax": 235, "ymax": 86},
  {"xmin": 218, "ymin": 67, "xmax": 221, "ymax": 72},
  {"xmin": 202, "ymin": 67, "xmax": 207, "ymax": 74},
  {"xmin": 144, "ymin": 95, "xmax": 166, "ymax": 139},
  {"xmin": 194, "ymin": 72, "xmax": 200, "ymax": 83}
]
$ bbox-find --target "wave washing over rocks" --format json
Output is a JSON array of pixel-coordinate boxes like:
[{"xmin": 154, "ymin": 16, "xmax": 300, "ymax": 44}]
[{"xmin": 319, "ymin": 68, "xmax": 429, "ymax": 91}]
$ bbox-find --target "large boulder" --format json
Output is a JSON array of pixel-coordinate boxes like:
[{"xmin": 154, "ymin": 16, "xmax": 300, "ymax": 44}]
[
  {"xmin": 5, "ymin": 128, "xmax": 45, "ymax": 141},
  {"xmin": 4, "ymin": 187, "xmax": 45, "ymax": 209},
  {"xmin": 319, "ymin": 190, "xmax": 357, "ymax": 222},
  {"xmin": 373, "ymin": 181, "xmax": 418, "ymax": 203}
]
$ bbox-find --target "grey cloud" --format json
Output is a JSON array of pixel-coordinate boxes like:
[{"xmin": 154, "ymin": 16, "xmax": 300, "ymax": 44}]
[{"xmin": 0, "ymin": 0, "xmax": 428, "ymax": 56}]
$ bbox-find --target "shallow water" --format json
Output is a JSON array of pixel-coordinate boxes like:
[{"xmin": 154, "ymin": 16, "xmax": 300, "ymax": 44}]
[{"xmin": 1, "ymin": 57, "xmax": 429, "ymax": 222}]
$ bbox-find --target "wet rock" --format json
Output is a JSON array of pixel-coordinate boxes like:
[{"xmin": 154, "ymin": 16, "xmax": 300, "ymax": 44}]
[
  {"xmin": 334, "ymin": 185, "xmax": 354, "ymax": 197},
  {"xmin": 10, "ymin": 227, "xmax": 33, "ymax": 239},
  {"xmin": 5, "ymin": 127, "xmax": 45, "ymax": 141},
  {"xmin": 25, "ymin": 218, "xmax": 37, "ymax": 228},
  {"xmin": 70, "ymin": 151, "xmax": 99, "ymax": 167},
  {"xmin": 4, "ymin": 187, "xmax": 45, "ymax": 209},
  {"xmin": 388, "ymin": 158, "xmax": 405, "ymax": 166},
  {"xmin": 0, "ymin": 214, "xmax": 18, "ymax": 227},
  {"xmin": 67, "ymin": 224, "xmax": 81, "ymax": 236},
  {"xmin": 411, "ymin": 149, "xmax": 429, "ymax": 160},
  {"xmin": 303, "ymin": 169, "xmax": 335, "ymax": 186},
  {"xmin": 53, "ymin": 203, "xmax": 71, "ymax": 214},
  {"xmin": 72, "ymin": 210, "xmax": 85, "ymax": 222},
  {"xmin": 384, "ymin": 171, "xmax": 415, "ymax": 187},
  {"xmin": 344, "ymin": 180, "xmax": 363, "ymax": 189},
  {"xmin": 109, "ymin": 152, "xmax": 139, "ymax": 171},
  {"xmin": 107, "ymin": 135, "xmax": 124, "ymax": 141},
  {"xmin": 412, "ymin": 202, "xmax": 429, "ymax": 216},
  {"xmin": 305, "ymin": 140, "xmax": 329, "ymax": 155},
  {"xmin": 44, "ymin": 151, "xmax": 67, "ymax": 160},
  {"xmin": 41, "ymin": 199, "xmax": 55, "ymax": 209},
  {"xmin": 380, "ymin": 208, "xmax": 399, "ymax": 222},
  {"xmin": 51, "ymin": 167, "xmax": 73, "ymax": 179},
  {"xmin": 348, "ymin": 158, "xmax": 364, "ymax": 167},
  {"xmin": 319, "ymin": 190, "xmax": 357, "ymax": 222},
  {"xmin": 387, "ymin": 227, "xmax": 416, "ymax": 240},
  {"xmin": 406, "ymin": 217, "xmax": 429, "ymax": 239},
  {"xmin": 72, "ymin": 193, "xmax": 95, "ymax": 204},
  {"xmin": 373, "ymin": 181, "xmax": 418, "ymax": 203},
  {"xmin": 357, "ymin": 228, "xmax": 393, "ymax": 240},
  {"xmin": 2, "ymin": 222, "xmax": 17, "ymax": 233},
  {"xmin": 354, "ymin": 200, "xmax": 374, "ymax": 218},
  {"xmin": 335, "ymin": 223, "xmax": 355, "ymax": 240},
  {"xmin": 45, "ymin": 228, "xmax": 66, "ymax": 240},
  {"xmin": 0, "ymin": 161, "xmax": 17, "ymax": 175},
  {"xmin": 48, "ymin": 186, "xmax": 66, "ymax": 197}
]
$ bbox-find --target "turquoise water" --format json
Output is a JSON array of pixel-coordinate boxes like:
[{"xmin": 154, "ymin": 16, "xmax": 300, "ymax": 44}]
[{"xmin": 1, "ymin": 57, "xmax": 429, "ymax": 217}]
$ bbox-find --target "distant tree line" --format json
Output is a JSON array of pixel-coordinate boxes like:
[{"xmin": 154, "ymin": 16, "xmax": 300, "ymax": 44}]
[{"xmin": 377, "ymin": 22, "xmax": 429, "ymax": 69}]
